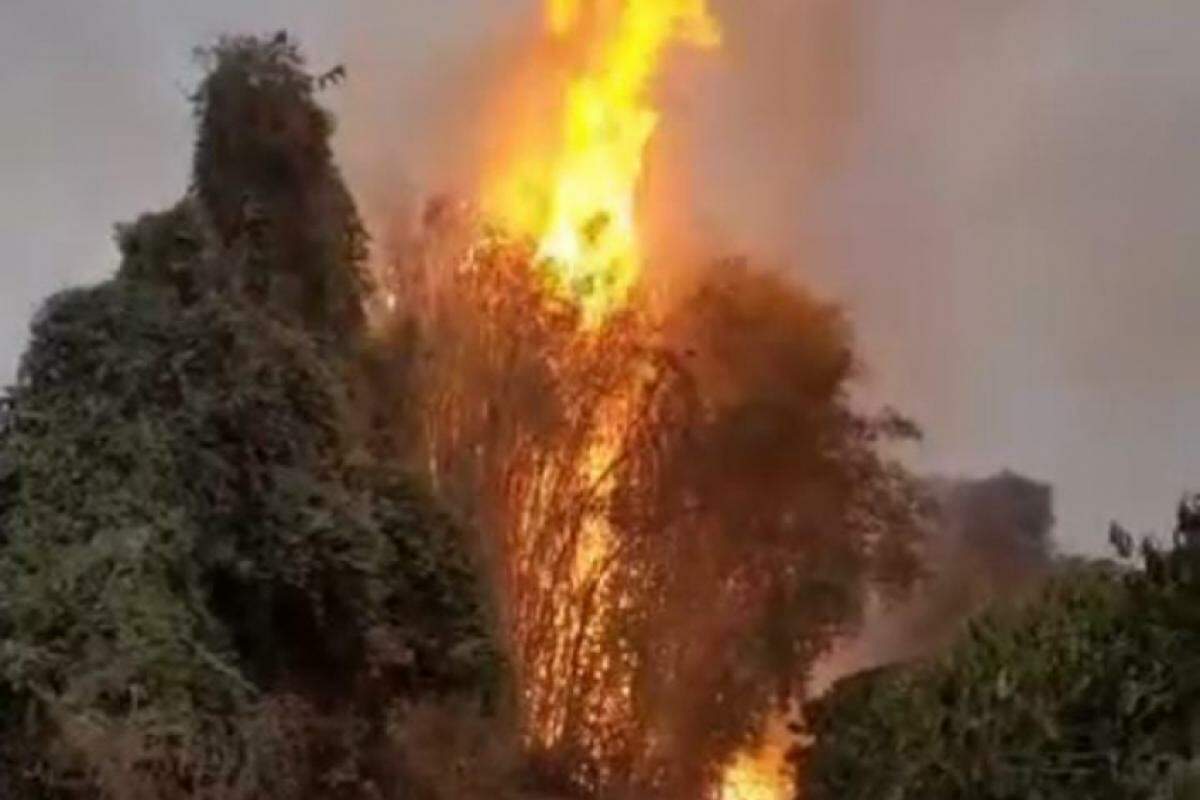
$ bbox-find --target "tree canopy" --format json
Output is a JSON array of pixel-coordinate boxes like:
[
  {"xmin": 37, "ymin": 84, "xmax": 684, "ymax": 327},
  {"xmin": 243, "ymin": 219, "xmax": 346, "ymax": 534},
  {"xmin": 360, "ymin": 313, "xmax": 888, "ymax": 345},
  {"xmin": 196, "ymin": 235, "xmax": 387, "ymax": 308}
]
[{"xmin": 0, "ymin": 34, "xmax": 494, "ymax": 800}]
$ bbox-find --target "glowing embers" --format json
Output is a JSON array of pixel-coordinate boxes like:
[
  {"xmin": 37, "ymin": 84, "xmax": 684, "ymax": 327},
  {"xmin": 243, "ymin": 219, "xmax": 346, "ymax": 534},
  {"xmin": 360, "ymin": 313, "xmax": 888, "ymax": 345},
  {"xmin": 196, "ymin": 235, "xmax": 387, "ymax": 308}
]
[
  {"xmin": 509, "ymin": 366, "xmax": 648, "ymax": 789},
  {"xmin": 484, "ymin": 0, "xmax": 721, "ymax": 325}
]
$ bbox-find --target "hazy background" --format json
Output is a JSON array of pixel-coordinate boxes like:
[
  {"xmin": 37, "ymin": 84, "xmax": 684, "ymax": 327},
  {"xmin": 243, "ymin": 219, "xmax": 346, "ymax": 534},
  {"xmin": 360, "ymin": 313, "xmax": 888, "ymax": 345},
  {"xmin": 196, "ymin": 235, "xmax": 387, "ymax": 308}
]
[{"xmin": 2, "ymin": 0, "xmax": 1198, "ymax": 553}]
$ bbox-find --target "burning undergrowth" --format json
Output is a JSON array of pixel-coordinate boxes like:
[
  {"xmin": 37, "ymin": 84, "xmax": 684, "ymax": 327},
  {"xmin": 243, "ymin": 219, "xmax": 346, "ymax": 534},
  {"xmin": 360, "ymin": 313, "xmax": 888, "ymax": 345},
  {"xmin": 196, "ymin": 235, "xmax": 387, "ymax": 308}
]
[{"xmin": 366, "ymin": 201, "xmax": 930, "ymax": 798}]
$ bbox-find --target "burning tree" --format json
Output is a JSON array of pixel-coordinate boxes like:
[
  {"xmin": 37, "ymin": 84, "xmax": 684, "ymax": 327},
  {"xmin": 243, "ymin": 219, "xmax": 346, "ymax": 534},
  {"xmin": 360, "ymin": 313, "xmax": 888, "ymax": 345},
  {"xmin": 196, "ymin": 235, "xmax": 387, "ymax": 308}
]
[
  {"xmin": 375, "ymin": 207, "xmax": 928, "ymax": 798},
  {"xmin": 364, "ymin": 1, "xmax": 931, "ymax": 797}
]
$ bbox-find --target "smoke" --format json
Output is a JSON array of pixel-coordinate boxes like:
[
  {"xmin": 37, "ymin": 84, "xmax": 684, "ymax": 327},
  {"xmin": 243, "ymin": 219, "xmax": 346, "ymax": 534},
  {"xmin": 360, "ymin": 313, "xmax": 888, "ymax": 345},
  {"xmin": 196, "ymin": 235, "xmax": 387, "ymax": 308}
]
[
  {"xmin": 331, "ymin": 2, "xmax": 544, "ymax": 248},
  {"xmin": 810, "ymin": 470, "xmax": 1056, "ymax": 697},
  {"xmin": 934, "ymin": 470, "xmax": 1055, "ymax": 582},
  {"xmin": 671, "ymin": 0, "xmax": 1200, "ymax": 555},
  {"xmin": 641, "ymin": 0, "xmax": 859, "ymax": 270}
]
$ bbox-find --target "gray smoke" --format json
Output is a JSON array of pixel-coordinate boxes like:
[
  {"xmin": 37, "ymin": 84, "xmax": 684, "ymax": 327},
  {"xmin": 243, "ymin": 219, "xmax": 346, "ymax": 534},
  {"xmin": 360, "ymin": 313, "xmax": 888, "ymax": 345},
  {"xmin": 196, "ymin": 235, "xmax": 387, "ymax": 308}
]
[{"xmin": 811, "ymin": 470, "xmax": 1055, "ymax": 695}]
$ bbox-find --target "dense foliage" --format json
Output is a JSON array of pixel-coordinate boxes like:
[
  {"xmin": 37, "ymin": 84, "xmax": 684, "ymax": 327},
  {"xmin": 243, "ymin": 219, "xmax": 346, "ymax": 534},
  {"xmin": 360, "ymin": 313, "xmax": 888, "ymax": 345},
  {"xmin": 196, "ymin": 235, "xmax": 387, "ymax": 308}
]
[
  {"xmin": 0, "ymin": 34, "xmax": 495, "ymax": 800},
  {"xmin": 190, "ymin": 33, "xmax": 369, "ymax": 333},
  {"xmin": 804, "ymin": 517, "xmax": 1200, "ymax": 800}
]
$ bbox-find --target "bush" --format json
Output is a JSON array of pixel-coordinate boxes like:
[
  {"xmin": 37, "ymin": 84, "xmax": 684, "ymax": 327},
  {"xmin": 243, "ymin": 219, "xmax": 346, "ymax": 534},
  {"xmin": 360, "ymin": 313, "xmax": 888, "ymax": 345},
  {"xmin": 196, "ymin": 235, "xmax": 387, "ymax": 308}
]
[
  {"xmin": 804, "ymin": 534, "xmax": 1200, "ymax": 800},
  {"xmin": 0, "ymin": 276, "xmax": 494, "ymax": 798}
]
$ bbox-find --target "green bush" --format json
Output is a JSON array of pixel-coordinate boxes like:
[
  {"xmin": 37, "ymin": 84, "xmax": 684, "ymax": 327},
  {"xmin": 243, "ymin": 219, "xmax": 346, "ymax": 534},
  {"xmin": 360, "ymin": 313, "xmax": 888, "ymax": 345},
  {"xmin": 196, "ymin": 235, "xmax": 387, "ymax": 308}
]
[
  {"xmin": 0, "ymin": 268, "xmax": 494, "ymax": 800},
  {"xmin": 0, "ymin": 33, "xmax": 497, "ymax": 800},
  {"xmin": 805, "ymin": 542, "xmax": 1200, "ymax": 800}
]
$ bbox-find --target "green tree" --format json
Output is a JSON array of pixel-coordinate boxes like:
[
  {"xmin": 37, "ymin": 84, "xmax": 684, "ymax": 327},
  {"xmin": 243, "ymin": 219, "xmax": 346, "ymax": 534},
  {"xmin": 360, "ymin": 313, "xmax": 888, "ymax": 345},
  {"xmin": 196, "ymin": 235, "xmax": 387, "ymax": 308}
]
[
  {"xmin": 0, "ymin": 34, "xmax": 495, "ymax": 800},
  {"xmin": 804, "ymin": 519, "xmax": 1200, "ymax": 800},
  {"xmin": 190, "ymin": 33, "xmax": 370, "ymax": 333}
]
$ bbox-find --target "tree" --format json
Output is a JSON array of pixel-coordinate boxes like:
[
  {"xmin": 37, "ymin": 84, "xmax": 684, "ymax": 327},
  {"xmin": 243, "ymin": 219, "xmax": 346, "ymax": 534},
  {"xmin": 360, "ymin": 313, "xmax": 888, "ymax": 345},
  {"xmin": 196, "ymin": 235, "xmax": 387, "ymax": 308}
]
[
  {"xmin": 0, "ymin": 34, "xmax": 495, "ymax": 800},
  {"xmin": 190, "ymin": 33, "xmax": 370, "ymax": 333},
  {"xmin": 383, "ymin": 213, "xmax": 931, "ymax": 797},
  {"xmin": 804, "ymin": 507, "xmax": 1200, "ymax": 800}
]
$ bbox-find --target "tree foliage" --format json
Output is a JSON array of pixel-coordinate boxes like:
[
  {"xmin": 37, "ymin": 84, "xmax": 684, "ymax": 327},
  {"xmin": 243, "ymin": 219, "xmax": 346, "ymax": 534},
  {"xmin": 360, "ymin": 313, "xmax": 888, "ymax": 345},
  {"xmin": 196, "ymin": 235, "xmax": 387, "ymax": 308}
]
[
  {"xmin": 804, "ymin": 517, "xmax": 1200, "ymax": 800},
  {"xmin": 190, "ymin": 33, "xmax": 370, "ymax": 333},
  {"xmin": 0, "ymin": 33, "xmax": 495, "ymax": 800}
]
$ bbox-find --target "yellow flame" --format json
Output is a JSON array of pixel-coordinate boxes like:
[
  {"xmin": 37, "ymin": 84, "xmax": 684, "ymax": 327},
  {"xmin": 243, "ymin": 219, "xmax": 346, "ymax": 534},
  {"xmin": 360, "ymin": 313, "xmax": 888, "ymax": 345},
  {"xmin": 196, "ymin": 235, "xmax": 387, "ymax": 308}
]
[
  {"xmin": 548, "ymin": 0, "xmax": 583, "ymax": 34},
  {"xmin": 720, "ymin": 715, "xmax": 796, "ymax": 800},
  {"xmin": 486, "ymin": 0, "xmax": 721, "ymax": 325}
]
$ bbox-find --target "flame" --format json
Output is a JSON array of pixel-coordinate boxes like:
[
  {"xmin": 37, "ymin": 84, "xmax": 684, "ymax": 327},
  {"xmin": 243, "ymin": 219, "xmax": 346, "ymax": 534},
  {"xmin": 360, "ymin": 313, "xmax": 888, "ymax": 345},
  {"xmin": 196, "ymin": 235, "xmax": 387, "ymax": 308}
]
[
  {"xmin": 719, "ymin": 715, "xmax": 797, "ymax": 800},
  {"xmin": 485, "ymin": 0, "xmax": 721, "ymax": 325},
  {"xmin": 524, "ymin": 400, "xmax": 633, "ymax": 754},
  {"xmin": 475, "ymin": 2, "xmax": 803, "ymax": 795}
]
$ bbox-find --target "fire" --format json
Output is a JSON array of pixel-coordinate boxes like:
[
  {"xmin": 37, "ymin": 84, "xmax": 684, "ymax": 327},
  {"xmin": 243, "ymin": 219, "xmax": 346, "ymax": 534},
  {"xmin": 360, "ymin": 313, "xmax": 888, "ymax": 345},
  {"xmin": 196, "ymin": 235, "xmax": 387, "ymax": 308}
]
[
  {"xmin": 719, "ymin": 716, "xmax": 797, "ymax": 800},
  {"xmin": 485, "ymin": 0, "xmax": 721, "ymax": 324},
  {"xmin": 522, "ymin": 389, "xmax": 638, "ymax": 757},
  {"xmin": 413, "ymin": 1, "xmax": 807, "ymax": 796}
]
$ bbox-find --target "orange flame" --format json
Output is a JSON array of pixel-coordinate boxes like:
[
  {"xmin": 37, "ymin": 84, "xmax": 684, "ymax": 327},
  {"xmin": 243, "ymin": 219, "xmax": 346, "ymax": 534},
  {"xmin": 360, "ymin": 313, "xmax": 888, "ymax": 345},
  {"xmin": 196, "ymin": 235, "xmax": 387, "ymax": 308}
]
[
  {"xmin": 485, "ymin": 0, "xmax": 721, "ymax": 325},
  {"xmin": 719, "ymin": 715, "xmax": 797, "ymax": 800},
  {"xmin": 477, "ymin": 3, "xmax": 801, "ymax": 796}
]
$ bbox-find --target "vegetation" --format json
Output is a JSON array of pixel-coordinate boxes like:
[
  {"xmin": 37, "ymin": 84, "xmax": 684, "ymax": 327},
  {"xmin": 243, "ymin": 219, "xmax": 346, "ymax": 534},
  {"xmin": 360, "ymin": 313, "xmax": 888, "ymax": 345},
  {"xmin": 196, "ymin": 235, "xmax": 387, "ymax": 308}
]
[
  {"xmin": 0, "ymin": 34, "xmax": 495, "ymax": 799},
  {"xmin": 382, "ymin": 208, "xmax": 932, "ymax": 797},
  {"xmin": 804, "ymin": 507, "xmax": 1200, "ymax": 800},
  {"xmin": 17, "ymin": 24, "xmax": 1194, "ymax": 800},
  {"xmin": 190, "ymin": 33, "xmax": 369, "ymax": 333}
]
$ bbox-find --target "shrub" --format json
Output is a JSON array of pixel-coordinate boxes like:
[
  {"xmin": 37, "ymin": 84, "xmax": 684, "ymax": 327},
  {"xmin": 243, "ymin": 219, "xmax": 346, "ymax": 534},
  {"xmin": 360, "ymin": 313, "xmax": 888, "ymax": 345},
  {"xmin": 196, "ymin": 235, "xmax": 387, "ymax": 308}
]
[{"xmin": 805, "ymin": 535, "xmax": 1200, "ymax": 800}]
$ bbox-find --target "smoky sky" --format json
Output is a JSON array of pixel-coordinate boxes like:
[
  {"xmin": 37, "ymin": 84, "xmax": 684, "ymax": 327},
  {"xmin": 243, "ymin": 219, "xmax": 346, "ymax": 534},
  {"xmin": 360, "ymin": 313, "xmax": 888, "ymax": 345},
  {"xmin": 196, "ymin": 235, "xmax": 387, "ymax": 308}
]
[{"xmin": 2, "ymin": 0, "xmax": 1198, "ymax": 553}]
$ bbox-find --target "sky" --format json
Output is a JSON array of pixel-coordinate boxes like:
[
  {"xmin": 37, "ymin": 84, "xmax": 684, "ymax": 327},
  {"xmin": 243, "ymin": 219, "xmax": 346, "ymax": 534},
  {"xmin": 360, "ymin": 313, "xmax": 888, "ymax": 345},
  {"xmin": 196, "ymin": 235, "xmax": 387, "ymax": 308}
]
[{"xmin": 1, "ymin": 0, "xmax": 1198, "ymax": 553}]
